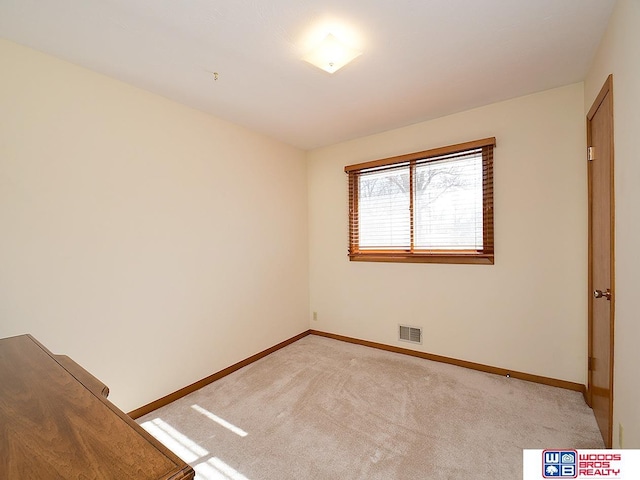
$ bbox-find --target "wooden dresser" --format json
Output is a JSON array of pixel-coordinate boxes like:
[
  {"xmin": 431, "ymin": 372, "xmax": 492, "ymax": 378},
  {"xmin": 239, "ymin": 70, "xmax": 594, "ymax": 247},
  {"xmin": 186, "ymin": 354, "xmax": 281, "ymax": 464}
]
[{"xmin": 0, "ymin": 334, "xmax": 195, "ymax": 479}]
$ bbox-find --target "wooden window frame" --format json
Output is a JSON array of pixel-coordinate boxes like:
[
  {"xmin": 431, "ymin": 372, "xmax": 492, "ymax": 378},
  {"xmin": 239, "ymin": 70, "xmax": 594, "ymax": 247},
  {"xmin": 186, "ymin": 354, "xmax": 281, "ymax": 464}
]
[{"xmin": 345, "ymin": 137, "xmax": 495, "ymax": 265}]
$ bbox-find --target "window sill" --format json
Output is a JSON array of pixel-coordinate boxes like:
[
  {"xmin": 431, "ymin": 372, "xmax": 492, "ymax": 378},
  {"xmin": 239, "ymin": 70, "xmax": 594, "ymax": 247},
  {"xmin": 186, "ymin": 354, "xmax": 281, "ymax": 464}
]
[{"xmin": 348, "ymin": 253, "xmax": 494, "ymax": 265}]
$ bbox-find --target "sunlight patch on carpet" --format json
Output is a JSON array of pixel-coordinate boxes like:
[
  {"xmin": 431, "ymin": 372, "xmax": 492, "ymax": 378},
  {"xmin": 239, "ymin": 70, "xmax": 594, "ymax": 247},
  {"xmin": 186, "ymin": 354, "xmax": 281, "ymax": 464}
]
[
  {"xmin": 140, "ymin": 418, "xmax": 208, "ymax": 463},
  {"xmin": 195, "ymin": 457, "xmax": 251, "ymax": 480},
  {"xmin": 192, "ymin": 404, "xmax": 248, "ymax": 437}
]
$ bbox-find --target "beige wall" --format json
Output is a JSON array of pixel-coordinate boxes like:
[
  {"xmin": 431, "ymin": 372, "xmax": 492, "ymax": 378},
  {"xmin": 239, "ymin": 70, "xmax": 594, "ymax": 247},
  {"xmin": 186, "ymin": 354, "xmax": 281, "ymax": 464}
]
[
  {"xmin": 585, "ymin": 0, "xmax": 640, "ymax": 448},
  {"xmin": 0, "ymin": 39, "xmax": 309, "ymax": 412},
  {"xmin": 308, "ymin": 83, "xmax": 587, "ymax": 384}
]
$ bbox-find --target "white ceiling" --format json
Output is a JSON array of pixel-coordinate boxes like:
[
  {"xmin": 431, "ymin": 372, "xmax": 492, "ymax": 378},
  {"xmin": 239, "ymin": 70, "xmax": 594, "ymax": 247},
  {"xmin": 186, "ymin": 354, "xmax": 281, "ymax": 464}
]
[{"xmin": 0, "ymin": 0, "xmax": 616, "ymax": 150}]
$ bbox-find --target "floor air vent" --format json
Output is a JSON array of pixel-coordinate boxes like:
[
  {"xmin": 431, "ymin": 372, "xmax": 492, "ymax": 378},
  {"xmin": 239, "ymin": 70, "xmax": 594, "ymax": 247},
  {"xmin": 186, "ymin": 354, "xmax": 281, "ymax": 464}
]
[{"xmin": 399, "ymin": 325, "xmax": 422, "ymax": 344}]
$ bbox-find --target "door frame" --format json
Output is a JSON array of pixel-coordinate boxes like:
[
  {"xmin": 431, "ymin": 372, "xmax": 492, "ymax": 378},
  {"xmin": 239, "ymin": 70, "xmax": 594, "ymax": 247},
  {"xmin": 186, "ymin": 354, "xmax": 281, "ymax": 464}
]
[{"xmin": 586, "ymin": 74, "xmax": 615, "ymax": 447}]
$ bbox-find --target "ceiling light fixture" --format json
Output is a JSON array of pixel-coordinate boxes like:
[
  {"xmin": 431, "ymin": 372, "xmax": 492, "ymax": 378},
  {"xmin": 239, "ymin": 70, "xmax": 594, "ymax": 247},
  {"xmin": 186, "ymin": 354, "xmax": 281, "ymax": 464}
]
[{"xmin": 302, "ymin": 33, "xmax": 362, "ymax": 74}]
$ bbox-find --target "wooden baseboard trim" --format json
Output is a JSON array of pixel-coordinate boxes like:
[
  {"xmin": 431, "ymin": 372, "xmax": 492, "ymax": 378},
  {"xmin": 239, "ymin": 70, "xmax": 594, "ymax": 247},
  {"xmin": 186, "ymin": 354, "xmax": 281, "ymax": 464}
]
[
  {"xmin": 309, "ymin": 330, "xmax": 587, "ymax": 395},
  {"xmin": 128, "ymin": 330, "xmax": 312, "ymax": 419},
  {"xmin": 130, "ymin": 327, "xmax": 587, "ymax": 419}
]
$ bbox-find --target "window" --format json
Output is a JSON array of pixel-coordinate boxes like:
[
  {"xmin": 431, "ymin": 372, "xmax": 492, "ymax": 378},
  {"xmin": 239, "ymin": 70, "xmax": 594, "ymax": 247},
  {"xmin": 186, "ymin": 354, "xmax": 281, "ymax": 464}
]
[{"xmin": 345, "ymin": 137, "xmax": 495, "ymax": 264}]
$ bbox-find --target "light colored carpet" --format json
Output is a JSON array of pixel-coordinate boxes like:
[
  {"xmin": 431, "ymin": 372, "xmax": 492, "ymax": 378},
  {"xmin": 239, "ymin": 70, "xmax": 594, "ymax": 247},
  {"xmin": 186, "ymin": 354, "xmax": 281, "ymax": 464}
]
[{"xmin": 137, "ymin": 335, "xmax": 604, "ymax": 480}]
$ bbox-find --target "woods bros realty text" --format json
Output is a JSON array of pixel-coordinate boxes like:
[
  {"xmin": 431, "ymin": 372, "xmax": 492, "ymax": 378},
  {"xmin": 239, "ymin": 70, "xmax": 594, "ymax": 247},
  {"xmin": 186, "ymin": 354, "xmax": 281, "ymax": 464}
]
[{"xmin": 577, "ymin": 453, "xmax": 621, "ymax": 476}]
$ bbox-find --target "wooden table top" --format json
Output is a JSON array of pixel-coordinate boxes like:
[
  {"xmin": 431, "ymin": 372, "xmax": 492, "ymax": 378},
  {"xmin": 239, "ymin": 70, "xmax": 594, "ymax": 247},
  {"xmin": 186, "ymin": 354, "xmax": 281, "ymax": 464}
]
[{"xmin": 0, "ymin": 334, "xmax": 194, "ymax": 480}]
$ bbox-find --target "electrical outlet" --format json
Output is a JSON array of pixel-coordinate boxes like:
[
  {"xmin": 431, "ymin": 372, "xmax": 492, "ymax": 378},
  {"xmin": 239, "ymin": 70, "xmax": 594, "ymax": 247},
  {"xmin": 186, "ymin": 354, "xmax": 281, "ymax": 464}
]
[
  {"xmin": 619, "ymin": 423, "xmax": 624, "ymax": 448},
  {"xmin": 313, "ymin": 311, "xmax": 318, "ymax": 321}
]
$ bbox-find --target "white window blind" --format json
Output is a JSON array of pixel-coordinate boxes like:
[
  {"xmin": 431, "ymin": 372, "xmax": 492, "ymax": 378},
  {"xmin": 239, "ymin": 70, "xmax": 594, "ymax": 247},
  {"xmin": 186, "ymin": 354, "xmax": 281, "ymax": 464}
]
[
  {"xmin": 345, "ymin": 137, "xmax": 495, "ymax": 264},
  {"xmin": 414, "ymin": 150, "xmax": 483, "ymax": 250},
  {"xmin": 358, "ymin": 163, "xmax": 410, "ymax": 249}
]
